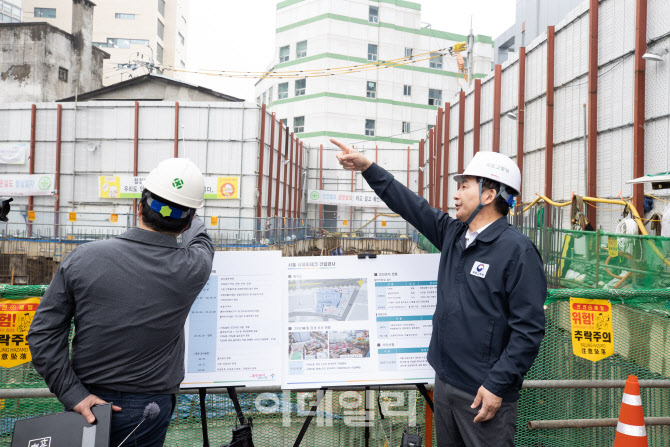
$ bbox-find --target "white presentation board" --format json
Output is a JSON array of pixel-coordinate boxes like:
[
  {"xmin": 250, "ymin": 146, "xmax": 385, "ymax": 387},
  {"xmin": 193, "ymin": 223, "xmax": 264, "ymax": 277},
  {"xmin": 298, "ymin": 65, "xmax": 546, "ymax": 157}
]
[
  {"xmin": 283, "ymin": 254, "xmax": 439, "ymax": 389},
  {"xmin": 182, "ymin": 251, "xmax": 283, "ymax": 388}
]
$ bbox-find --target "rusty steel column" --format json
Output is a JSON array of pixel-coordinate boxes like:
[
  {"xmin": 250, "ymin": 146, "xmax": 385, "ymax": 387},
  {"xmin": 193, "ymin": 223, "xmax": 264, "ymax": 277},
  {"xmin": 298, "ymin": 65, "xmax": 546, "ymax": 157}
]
[
  {"xmin": 418, "ymin": 139, "xmax": 425, "ymax": 198},
  {"xmin": 275, "ymin": 123, "xmax": 283, "ymax": 216},
  {"xmin": 493, "ymin": 64, "xmax": 502, "ymax": 152},
  {"xmin": 287, "ymin": 133, "xmax": 294, "ymax": 219},
  {"xmin": 458, "ymin": 91, "xmax": 465, "ymax": 174},
  {"xmin": 293, "ymin": 139, "xmax": 300, "ymax": 219},
  {"xmin": 133, "ymin": 101, "xmax": 139, "ymax": 226},
  {"xmin": 298, "ymin": 141, "xmax": 304, "ymax": 218},
  {"xmin": 428, "ymin": 128, "xmax": 434, "ymax": 207},
  {"xmin": 256, "ymin": 104, "xmax": 267, "ymax": 219},
  {"xmin": 54, "ymin": 104, "xmax": 62, "ymax": 238},
  {"xmin": 587, "ymin": 0, "xmax": 599, "ymax": 226},
  {"xmin": 319, "ymin": 144, "xmax": 323, "ymax": 223},
  {"xmin": 28, "ymin": 104, "xmax": 36, "ymax": 237},
  {"xmin": 282, "ymin": 132, "xmax": 291, "ymax": 218},
  {"xmin": 442, "ymin": 104, "xmax": 451, "ymax": 211},
  {"xmin": 374, "ymin": 145, "xmax": 378, "ymax": 235},
  {"xmin": 517, "ymin": 47, "xmax": 526, "ymax": 200},
  {"xmin": 174, "ymin": 102, "xmax": 179, "ymax": 157},
  {"xmin": 350, "ymin": 169, "xmax": 353, "ymax": 230},
  {"xmin": 474, "ymin": 79, "xmax": 482, "ymax": 155},
  {"xmin": 435, "ymin": 108, "xmax": 443, "ymax": 208},
  {"xmin": 406, "ymin": 146, "xmax": 410, "ymax": 188},
  {"xmin": 632, "ymin": 0, "xmax": 647, "ymax": 217},
  {"xmin": 267, "ymin": 113, "xmax": 276, "ymax": 218},
  {"xmin": 545, "ymin": 26, "xmax": 555, "ymax": 205}
]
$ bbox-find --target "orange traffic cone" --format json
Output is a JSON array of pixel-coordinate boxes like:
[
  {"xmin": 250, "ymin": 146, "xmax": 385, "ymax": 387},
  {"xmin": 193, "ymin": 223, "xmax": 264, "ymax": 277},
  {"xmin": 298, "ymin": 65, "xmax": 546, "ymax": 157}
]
[{"xmin": 613, "ymin": 375, "xmax": 648, "ymax": 447}]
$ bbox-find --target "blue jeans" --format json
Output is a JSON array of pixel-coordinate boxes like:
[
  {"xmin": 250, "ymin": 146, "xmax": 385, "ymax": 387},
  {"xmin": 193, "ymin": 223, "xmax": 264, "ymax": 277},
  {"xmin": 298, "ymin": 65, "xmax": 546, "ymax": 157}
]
[{"xmin": 87, "ymin": 386, "xmax": 175, "ymax": 447}]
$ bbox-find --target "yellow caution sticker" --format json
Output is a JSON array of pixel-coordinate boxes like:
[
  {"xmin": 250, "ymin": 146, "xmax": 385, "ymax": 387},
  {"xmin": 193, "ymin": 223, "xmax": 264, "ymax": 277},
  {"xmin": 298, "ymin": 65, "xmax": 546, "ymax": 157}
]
[
  {"xmin": 570, "ymin": 297, "xmax": 614, "ymax": 362},
  {"xmin": 608, "ymin": 236, "xmax": 619, "ymax": 258},
  {"xmin": 343, "ymin": 220, "xmax": 348, "ymax": 227},
  {"xmin": 381, "ymin": 221, "xmax": 387, "ymax": 227},
  {"xmin": 110, "ymin": 213, "xmax": 118, "ymax": 223},
  {"xmin": 0, "ymin": 298, "xmax": 40, "ymax": 368},
  {"xmin": 68, "ymin": 212, "xmax": 77, "ymax": 222},
  {"xmin": 211, "ymin": 216, "xmax": 218, "ymax": 226},
  {"xmin": 27, "ymin": 211, "xmax": 35, "ymax": 221}
]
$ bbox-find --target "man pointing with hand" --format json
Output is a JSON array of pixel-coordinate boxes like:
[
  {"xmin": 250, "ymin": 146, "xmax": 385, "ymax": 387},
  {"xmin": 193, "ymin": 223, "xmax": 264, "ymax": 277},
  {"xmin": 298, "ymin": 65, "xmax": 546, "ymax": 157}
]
[{"xmin": 334, "ymin": 138, "xmax": 546, "ymax": 446}]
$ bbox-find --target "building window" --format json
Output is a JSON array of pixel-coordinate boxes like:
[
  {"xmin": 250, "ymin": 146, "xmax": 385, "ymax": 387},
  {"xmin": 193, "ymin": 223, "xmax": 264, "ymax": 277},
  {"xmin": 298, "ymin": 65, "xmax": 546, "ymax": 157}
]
[
  {"xmin": 158, "ymin": 0, "xmax": 165, "ymax": 16},
  {"xmin": 281, "ymin": 118, "xmax": 288, "ymax": 127},
  {"xmin": 157, "ymin": 19, "xmax": 164, "ymax": 40},
  {"xmin": 105, "ymin": 38, "xmax": 149, "ymax": 49},
  {"xmin": 366, "ymin": 81, "xmax": 376, "ymax": 99},
  {"xmin": 115, "ymin": 13, "xmax": 135, "ymax": 19},
  {"xmin": 365, "ymin": 119, "xmax": 375, "ymax": 137},
  {"xmin": 403, "ymin": 85, "xmax": 412, "ymax": 96},
  {"xmin": 262, "ymin": 92, "xmax": 266, "ymax": 104},
  {"xmin": 179, "ymin": 32, "xmax": 185, "ymax": 46},
  {"xmin": 294, "ymin": 116, "xmax": 305, "ymax": 134},
  {"xmin": 279, "ymin": 45, "xmax": 290, "ymax": 63},
  {"xmin": 278, "ymin": 82, "xmax": 288, "ymax": 99},
  {"xmin": 269, "ymin": 86, "xmax": 273, "ymax": 103},
  {"xmin": 369, "ymin": 6, "xmax": 378, "ymax": 23},
  {"xmin": 428, "ymin": 89, "xmax": 442, "ymax": 106},
  {"xmin": 402, "ymin": 122, "xmax": 410, "ymax": 134},
  {"xmin": 295, "ymin": 78, "xmax": 306, "ymax": 96},
  {"xmin": 368, "ymin": 43, "xmax": 377, "ymax": 62},
  {"xmin": 34, "ymin": 7, "xmax": 56, "ymax": 18},
  {"xmin": 430, "ymin": 52, "xmax": 443, "ymax": 69},
  {"xmin": 157, "ymin": 43, "xmax": 163, "ymax": 64},
  {"xmin": 296, "ymin": 40, "xmax": 307, "ymax": 59},
  {"xmin": 405, "ymin": 47, "xmax": 413, "ymax": 58},
  {"xmin": 58, "ymin": 67, "xmax": 68, "ymax": 82},
  {"xmin": 428, "ymin": 124, "xmax": 434, "ymax": 131}
]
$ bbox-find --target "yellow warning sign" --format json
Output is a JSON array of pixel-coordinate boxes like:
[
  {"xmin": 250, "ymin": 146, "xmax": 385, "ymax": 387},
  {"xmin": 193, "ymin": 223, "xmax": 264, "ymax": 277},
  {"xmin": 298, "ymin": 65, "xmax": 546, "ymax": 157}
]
[
  {"xmin": 214, "ymin": 177, "xmax": 239, "ymax": 199},
  {"xmin": 27, "ymin": 211, "xmax": 35, "ymax": 221},
  {"xmin": 570, "ymin": 297, "xmax": 614, "ymax": 362},
  {"xmin": 381, "ymin": 221, "xmax": 387, "ymax": 227},
  {"xmin": 0, "ymin": 298, "xmax": 40, "ymax": 368},
  {"xmin": 210, "ymin": 216, "xmax": 218, "ymax": 226},
  {"xmin": 110, "ymin": 213, "xmax": 118, "ymax": 223},
  {"xmin": 69, "ymin": 212, "xmax": 77, "ymax": 222},
  {"xmin": 99, "ymin": 176, "xmax": 121, "ymax": 199},
  {"xmin": 608, "ymin": 236, "xmax": 619, "ymax": 257},
  {"xmin": 343, "ymin": 220, "xmax": 348, "ymax": 226}
]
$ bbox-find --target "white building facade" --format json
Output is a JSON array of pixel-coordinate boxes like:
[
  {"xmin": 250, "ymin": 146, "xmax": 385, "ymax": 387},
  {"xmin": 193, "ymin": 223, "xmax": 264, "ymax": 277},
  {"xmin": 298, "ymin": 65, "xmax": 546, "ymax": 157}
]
[
  {"xmin": 21, "ymin": 0, "xmax": 188, "ymax": 86},
  {"xmin": 255, "ymin": 0, "xmax": 494, "ymax": 151},
  {"xmin": 0, "ymin": 0, "xmax": 21, "ymax": 22}
]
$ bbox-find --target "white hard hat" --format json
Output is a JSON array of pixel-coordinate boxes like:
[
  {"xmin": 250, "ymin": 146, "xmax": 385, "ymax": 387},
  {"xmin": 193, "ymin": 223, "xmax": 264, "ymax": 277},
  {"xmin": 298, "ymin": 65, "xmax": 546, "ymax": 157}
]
[
  {"xmin": 143, "ymin": 158, "xmax": 205, "ymax": 209},
  {"xmin": 454, "ymin": 151, "xmax": 521, "ymax": 195}
]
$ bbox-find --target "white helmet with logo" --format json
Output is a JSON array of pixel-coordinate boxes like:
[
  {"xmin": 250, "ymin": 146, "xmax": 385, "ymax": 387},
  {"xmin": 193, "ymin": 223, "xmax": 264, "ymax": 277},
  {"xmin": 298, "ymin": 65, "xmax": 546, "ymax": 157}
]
[
  {"xmin": 143, "ymin": 158, "xmax": 205, "ymax": 209},
  {"xmin": 454, "ymin": 151, "xmax": 521, "ymax": 195}
]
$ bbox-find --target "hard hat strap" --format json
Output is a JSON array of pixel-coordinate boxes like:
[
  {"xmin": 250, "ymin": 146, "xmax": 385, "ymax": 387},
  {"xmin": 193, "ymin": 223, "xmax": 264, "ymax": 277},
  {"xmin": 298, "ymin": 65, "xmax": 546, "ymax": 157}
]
[{"xmin": 464, "ymin": 179, "xmax": 485, "ymax": 226}]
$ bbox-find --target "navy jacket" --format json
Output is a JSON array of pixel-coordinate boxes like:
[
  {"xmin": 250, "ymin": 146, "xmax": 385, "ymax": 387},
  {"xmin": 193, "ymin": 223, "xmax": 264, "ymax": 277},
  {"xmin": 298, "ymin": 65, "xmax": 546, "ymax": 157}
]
[{"xmin": 363, "ymin": 163, "xmax": 546, "ymax": 402}]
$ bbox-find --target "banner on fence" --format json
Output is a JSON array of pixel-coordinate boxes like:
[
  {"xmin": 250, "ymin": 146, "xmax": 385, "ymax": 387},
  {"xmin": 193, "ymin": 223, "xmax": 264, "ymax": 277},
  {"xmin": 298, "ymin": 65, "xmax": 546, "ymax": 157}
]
[
  {"xmin": 0, "ymin": 174, "xmax": 56, "ymax": 196},
  {"xmin": 307, "ymin": 190, "xmax": 388, "ymax": 208},
  {"xmin": 0, "ymin": 297, "xmax": 40, "ymax": 368},
  {"xmin": 570, "ymin": 297, "xmax": 614, "ymax": 362},
  {"xmin": 0, "ymin": 143, "xmax": 26, "ymax": 164},
  {"xmin": 99, "ymin": 176, "xmax": 240, "ymax": 200}
]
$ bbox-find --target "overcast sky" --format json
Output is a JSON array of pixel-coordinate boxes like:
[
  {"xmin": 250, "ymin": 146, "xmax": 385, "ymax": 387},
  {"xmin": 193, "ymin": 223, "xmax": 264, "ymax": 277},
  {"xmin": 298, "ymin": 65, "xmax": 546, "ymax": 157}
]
[{"xmin": 184, "ymin": 0, "xmax": 516, "ymax": 101}]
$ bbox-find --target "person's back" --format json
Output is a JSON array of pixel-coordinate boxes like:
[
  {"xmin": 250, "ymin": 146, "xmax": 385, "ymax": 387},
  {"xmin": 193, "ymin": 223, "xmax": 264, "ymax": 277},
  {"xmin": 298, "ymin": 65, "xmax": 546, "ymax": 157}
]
[
  {"xmin": 28, "ymin": 158, "xmax": 214, "ymax": 447},
  {"xmin": 65, "ymin": 221, "xmax": 212, "ymax": 393}
]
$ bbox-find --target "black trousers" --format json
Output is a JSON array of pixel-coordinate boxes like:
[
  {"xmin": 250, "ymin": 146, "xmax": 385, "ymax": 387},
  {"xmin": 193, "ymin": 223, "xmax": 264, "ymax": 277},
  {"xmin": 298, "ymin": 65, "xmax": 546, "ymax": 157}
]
[{"xmin": 433, "ymin": 376, "xmax": 518, "ymax": 447}]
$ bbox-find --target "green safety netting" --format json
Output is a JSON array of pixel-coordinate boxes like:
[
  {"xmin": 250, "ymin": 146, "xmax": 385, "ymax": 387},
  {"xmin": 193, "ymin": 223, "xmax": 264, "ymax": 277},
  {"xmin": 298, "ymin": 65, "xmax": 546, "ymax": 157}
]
[{"xmin": 2, "ymin": 229, "xmax": 670, "ymax": 446}]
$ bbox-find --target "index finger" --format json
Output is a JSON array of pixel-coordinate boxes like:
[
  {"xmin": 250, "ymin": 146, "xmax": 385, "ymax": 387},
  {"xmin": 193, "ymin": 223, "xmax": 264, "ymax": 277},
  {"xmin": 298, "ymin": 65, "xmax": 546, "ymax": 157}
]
[{"xmin": 330, "ymin": 138, "xmax": 351, "ymax": 153}]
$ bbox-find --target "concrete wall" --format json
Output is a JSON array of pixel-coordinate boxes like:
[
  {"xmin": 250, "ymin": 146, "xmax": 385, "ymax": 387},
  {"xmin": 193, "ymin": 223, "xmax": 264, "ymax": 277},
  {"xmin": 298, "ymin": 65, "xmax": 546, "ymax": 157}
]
[
  {"xmin": 22, "ymin": 0, "xmax": 189, "ymax": 85},
  {"xmin": 78, "ymin": 79, "xmax": 243, "ymax": 102},
  {"xmin": 0, "ymin": 23, "xmax": 104, "ymax": 102}
]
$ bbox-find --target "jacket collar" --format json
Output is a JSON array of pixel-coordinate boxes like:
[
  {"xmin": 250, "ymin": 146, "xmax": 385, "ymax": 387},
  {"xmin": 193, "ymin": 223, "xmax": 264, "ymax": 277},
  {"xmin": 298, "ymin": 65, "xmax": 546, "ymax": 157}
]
[
  {"xmin": 472, "ymin": 216, "xmax": 509, "ymax": 243},
  {"xmin": 116, "ymin": 227, "xmax": 180, "ymax": 248}
]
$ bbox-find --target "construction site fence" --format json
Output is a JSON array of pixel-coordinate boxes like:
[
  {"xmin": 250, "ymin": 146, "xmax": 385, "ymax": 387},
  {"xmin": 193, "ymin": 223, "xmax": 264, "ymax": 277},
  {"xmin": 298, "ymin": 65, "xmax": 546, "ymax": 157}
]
[{"xmin": 0, "ymin": 285, "xmax": 670, "ymax": 446}]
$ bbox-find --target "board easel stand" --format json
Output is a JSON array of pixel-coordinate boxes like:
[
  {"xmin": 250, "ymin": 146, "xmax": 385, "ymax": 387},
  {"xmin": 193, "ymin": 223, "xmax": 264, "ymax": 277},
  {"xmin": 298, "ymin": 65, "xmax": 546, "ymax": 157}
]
[
  {"xmin": 194, "ymin": 385, "xmax": 247, "ymax": 447},
  {"xmin": 292, "ymin": 383, "xmax": 433, "ymax": 447}
]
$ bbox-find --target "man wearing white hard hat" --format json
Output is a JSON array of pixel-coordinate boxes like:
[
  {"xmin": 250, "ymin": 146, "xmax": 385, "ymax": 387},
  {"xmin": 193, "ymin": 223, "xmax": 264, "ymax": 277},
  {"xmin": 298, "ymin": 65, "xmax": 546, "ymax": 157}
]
[
  {"xmin": 334, "ymin": 139, "xmax": 546, "ymax": 446},
  {"xmin": 28, "ymin": 158, "xmax": 214, "ymax": 446}
]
